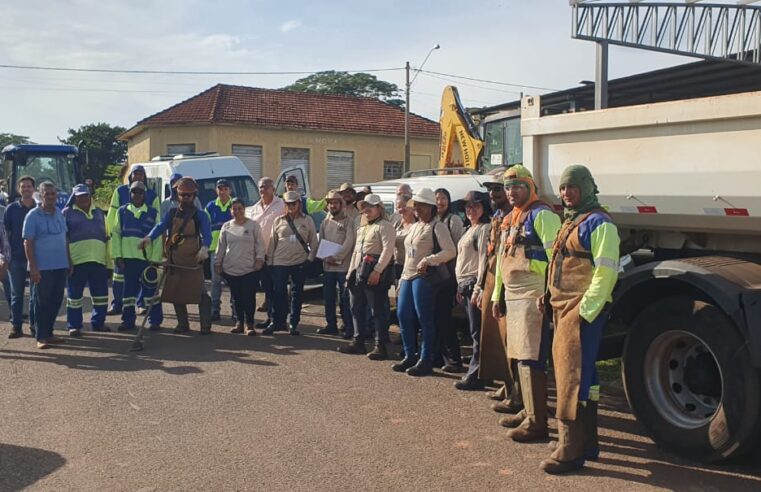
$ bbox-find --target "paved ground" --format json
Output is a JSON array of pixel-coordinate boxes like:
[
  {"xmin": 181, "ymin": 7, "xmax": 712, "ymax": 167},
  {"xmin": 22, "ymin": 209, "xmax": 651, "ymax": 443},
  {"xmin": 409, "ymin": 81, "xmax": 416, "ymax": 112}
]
[{"xmin": 1, "ymin": 290, "xmax": 760, "ymax": 491}]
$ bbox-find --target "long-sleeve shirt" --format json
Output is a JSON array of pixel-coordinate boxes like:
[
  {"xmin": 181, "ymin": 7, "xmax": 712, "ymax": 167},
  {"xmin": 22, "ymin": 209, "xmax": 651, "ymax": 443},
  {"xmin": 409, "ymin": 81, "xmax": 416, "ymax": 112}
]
[
  {"xmin": 112, "ymin": 204, "xmax": 162, "ymax": 263},
  {"xmin": 394, "ymin": 219, "xmax": 416, "ymax": 266},
  {"xmin": 492, "ymin": 207, "xmax": 562, "ymax": 303},
  {"xmin": 214, "ymin": 218, "xmax": 265, "ymax": 277},
  {"xmin": 248, "ymin": 196, "xmax": 286, "ymax": 250},
  {"xmin": 267, "ymin": 214, "xmax": 318, "ymax": 267},
  {"xmin": 400, "ymin": 221, "xmax": 456, "ymax": 281},
  {"xmin": 577, "ymin": 212, "xmax": 620, "ymax": 323},
  {"xmin": 317, "ymin": 212, "xmax": 356, "ymax": 272},
  {"xmin": 148, "ymin": 206, "xmax": 212, "ymax": 249},
  {"xmin": 347, "ymin": 218, "xmax": 395, "ymax": 276},
  {"xmin": 4, "ymin": 199, "xmax": 35, "ymax": 262},
  {"xmin": 160, "ymin": 196, "xmax": 203, "ymax": 219},
  {"xmin": 455, "ymin": 223, "xmax": 489, "ymax": 286},
  {"xmin": 106, "ymin": 183, "xmax": 159, "ymax": 235},
  {"xmin": 206, "ymin": 197, "xmax": 233, "ymax": 253},
  {"xmin": 435, "ymin": 212, "xmax": 465, "ymax": 247}
]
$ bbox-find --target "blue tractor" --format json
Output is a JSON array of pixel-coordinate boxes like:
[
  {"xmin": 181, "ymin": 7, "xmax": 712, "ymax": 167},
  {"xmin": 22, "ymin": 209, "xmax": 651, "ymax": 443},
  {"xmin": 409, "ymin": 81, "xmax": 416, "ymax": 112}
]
[{"xmin": 2, "ymin": 144, "xmax": 81, "ymax": 208}]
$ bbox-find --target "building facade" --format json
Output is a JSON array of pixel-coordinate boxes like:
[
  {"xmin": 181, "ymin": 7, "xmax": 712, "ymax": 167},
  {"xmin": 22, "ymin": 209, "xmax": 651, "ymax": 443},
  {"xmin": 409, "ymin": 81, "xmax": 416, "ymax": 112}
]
[{"xmin": 120, "ymin": 84, "xmax": 440, "ymax": 197}]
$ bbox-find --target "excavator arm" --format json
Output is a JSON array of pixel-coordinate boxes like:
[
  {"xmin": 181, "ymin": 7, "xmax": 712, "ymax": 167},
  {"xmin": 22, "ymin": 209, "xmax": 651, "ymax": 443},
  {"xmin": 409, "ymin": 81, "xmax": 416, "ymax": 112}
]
[{"xmin": 438, "ymin": 86, "xmax": 484, "ymax": 170}]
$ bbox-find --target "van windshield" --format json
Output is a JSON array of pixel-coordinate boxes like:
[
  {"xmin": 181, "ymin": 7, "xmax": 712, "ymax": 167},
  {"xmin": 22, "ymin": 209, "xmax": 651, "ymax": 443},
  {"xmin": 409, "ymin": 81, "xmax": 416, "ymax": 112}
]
[{"xmin": 196, "ymin": 176, "xmax": 260, "ymax": 208}]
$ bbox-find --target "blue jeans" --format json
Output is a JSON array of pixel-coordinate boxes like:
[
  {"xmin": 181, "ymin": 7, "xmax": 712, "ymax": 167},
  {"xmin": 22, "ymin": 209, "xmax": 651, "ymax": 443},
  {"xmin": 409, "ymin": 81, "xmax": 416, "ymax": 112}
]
[
  {"xmin": 397, "ymin": 277, "xmax": 436, "ymax": 361},
  {"xmin": 209, "ymin": 251, "xmax": 233, "ymax": 314},
  {"xmin": 31, "ymin": 269, "xmax": 67, "ymax": 341},
  {"xmin": 348, "ymin": 281, "xmax": 390, "ymax": 343},
  {"xmin": 271, "ymin": 264, "xmax": 305, "ymax": 328},
  {"xmin": 323, "ymin": 271, "xmax": 353, "ymax": 334},
  {"xmin": 66, "ymin": 262, "xmax": 109, "ymax": 330},
  {"xmin": 8, "ymin": 259, "xmax": 34, "ymax": 332},
  {"xmin": 2, "ymin": 273, "xmax": 9, "ymax": 306}
]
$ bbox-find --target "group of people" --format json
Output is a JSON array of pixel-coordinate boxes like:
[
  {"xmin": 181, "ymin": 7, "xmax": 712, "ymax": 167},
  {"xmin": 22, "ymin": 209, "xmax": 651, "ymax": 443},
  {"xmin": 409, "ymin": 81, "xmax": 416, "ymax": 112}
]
[{"xmin": 0, "ymin": 161, "xmax": 619, "ymax": 474}]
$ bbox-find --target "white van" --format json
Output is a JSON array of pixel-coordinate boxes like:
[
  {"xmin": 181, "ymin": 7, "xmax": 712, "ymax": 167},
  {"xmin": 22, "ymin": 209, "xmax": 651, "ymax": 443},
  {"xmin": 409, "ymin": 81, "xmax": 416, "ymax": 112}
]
[{"xmin": 140, "ymin": 153, "xmax": 261, "ymax": 209}]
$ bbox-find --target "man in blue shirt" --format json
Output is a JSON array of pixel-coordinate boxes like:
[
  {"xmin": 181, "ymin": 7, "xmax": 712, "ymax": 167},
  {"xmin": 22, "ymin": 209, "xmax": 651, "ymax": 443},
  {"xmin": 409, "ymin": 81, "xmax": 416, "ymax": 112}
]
[
  {"xmin": 5, "ymin": 175, "xmax": 37, "ymax": 338},
  {"xmin": 23, "ymin": 181, "xmax": 70, "ymax": 349}
]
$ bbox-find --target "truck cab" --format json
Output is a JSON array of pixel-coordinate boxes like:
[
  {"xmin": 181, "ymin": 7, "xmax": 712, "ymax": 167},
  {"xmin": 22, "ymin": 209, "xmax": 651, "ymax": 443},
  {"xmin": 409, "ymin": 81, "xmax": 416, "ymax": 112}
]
[{"xmin": 2, "ymin": 144, "xmax": 80, "ymax": 208}]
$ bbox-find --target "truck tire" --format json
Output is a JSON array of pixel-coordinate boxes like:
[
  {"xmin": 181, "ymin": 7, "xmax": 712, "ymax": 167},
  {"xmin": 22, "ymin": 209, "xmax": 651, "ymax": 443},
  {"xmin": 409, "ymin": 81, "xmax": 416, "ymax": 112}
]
[{"xmin": 622, "ymin": 296, "xmax": 761, "ymax": 462}]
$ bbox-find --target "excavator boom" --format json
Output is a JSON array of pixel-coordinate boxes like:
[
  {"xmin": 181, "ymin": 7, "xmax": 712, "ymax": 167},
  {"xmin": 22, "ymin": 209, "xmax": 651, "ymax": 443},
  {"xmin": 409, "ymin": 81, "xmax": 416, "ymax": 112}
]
[{"xmin": 438, "ymin": 86, "xmax": 484, "ymax": 170}]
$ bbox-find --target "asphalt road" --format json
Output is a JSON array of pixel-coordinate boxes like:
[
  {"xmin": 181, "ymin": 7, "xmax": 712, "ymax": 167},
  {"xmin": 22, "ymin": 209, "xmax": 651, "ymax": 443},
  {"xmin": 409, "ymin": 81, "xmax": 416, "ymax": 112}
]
[{"xmin": 1, "ymin": 291, "xmax": 760, "ymax": 491}]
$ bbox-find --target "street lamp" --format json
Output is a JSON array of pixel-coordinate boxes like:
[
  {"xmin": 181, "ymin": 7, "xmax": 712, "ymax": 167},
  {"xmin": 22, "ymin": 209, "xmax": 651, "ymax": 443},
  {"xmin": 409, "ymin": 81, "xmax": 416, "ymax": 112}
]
[{"xmin": 404, "ymin": 43, "xmax": 440, "ymax": 173}]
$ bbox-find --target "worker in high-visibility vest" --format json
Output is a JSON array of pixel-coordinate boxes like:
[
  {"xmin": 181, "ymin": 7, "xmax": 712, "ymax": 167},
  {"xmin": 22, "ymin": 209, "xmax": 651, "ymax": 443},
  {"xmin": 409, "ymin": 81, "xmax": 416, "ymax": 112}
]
[
  {"xmin": 63, "ymin": 184, "xmax": 110, "ymax": 335},
  {"xmin": 111, "ymin": 181, "xmax": 163, "ymax": 331},
  {"xmin": 540, "ymin": 165, "xmax": 620, "ymax": 474},
  {"xmin": 491, "ymin": 165, "xmax": 561, "ymax": 442},
  {"xmin": 205, "ymin": 178, "xmax": 234, "ymax": 321},
  {"xmin": 105, "ymin": 164, "xmax": 159, "ymax": 315}
]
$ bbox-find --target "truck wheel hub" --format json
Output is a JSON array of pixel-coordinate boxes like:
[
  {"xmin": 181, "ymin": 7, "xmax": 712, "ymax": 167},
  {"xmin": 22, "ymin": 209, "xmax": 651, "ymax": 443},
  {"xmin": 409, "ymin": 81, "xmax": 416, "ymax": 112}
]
[{"xmin": 644, "ymin": 330, "xmax": 722, "ymax": 429}]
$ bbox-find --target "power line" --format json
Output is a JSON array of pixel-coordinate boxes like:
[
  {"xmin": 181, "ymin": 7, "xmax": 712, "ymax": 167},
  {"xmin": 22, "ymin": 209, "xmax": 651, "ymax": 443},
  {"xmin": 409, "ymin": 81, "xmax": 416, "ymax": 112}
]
[
  {"xmin": 419, "ymin": 72, "xmax": 524, "ymax": 95},
  {"xmin": 0, "ymin": 63, "xmax": 404, "ymax": 76},
  {"xmin": 420, "ymin": 69, "xmax": 560, "ymax": 92}
]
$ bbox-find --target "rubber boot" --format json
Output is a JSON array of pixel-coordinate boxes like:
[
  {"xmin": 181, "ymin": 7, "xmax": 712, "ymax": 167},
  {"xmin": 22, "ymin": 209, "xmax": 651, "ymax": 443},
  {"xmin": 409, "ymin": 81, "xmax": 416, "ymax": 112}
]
[
  {"xmin": 540, "ymin": 403, "xmax": 586, "ymax": 474},
  {"xmin": 173, "ymin": 304, "xmax": 190, "ymax": 333},
  {"xmin": 492, "ymin": 359, "xmax": 524, "ymax": 414},
  {"xmin": 507, "ymin": 366, "xmax": 549, "ymax": 442},
  {"xmin": 583, "ymin": 400, "xmax": 600, "ymax": 461},
  {"xmin": 547, "ymin": 400, "xmax": 599, "ymax": 461},
  {"xmin": 199, "ymin": 293, "xmax": 212, "ymax": 334}
]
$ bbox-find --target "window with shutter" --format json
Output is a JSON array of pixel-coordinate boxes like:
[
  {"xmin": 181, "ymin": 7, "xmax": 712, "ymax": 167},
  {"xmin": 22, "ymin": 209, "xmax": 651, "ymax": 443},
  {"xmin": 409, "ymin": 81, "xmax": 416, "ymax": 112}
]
[
  {"xmin": 326, "ymin": 150, "xmax": 354, "ymax": 191},
  {"xmin": 232, "ymin": 145, "xmax": 263, "ymax": 182},
  {"xmin": 166, "ymin": 143, "xmax": 195, "ymax": 155}
]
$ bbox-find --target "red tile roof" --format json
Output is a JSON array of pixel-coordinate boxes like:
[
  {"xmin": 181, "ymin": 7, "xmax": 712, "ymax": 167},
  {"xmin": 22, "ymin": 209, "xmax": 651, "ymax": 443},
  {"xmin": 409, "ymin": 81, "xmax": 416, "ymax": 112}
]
[{"xmin": 131, "ymin": 84, "xmax": 439, "ymax": 138}]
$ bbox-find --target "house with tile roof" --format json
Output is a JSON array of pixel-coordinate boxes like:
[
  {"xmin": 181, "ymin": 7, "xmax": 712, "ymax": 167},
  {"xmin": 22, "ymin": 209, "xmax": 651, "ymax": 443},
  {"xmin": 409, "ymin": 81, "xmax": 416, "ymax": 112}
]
[{"xmin": 119, "ymin": 84, "xmax": 440, "ymax": 197}]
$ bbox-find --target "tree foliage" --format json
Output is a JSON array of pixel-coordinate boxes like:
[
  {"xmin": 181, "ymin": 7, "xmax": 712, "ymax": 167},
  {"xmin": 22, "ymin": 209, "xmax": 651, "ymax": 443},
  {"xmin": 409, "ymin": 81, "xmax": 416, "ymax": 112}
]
[
  {"xmin": 93, "ymin": 164, "xmax": 123, "ymax": 210},
  {"xmin": 0, "ymin": 133, "xmax": 33, "ymax": 149},
  {"xmin": 59, "ymin": 122, "xmax": 127, "ymax": 184},
  {"xmin": 283, "ymin": 71, "xmax": 404, "ymax": 107}
]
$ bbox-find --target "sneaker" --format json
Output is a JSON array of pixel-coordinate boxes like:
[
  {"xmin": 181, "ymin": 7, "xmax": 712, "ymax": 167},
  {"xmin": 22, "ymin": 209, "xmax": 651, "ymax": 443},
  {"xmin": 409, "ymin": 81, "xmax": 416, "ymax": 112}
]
[
  {"xmin": 173, "ymin": 325, "xmax": 190, "ymax": 334},
  {"xmin": 406, "ymin": 359, "xmax": 433, "ymax": 377},
  {"xmin": 149, "ymin": 325, "xmax": 161, "ymax": 332},
  {"xmin": 230, "ymin": 324, "xmax": 244, "ymax": 334},
  {"xmin": 392, "ymin": 357, "xmax": 418, "ymax": 372},
  {"xmin": 211, "ymin": 312, "xmax": 221, "ymax": 322},
  {"xmin": 106, "ymin": 307, "xmax": 122, "ymax": 316},
  {"xmin": 47, "ymin": 336, "xmax": 65, "ymax": 344},
  {"xmin": 8, "ymin": 330, "xmax": 22, "ymax": 339},
  {"xmin": 316, "ymin": 327, "xmax": 339, "ymax": 335},
  {"xmin": 37, "ymin": 341, "xmax": 50, "ymax": 349},
  {"xmin": 255, "ymin": 319, "xmax": 272, "ymax": 329},
  {"xmin": 454, "ymin": 378, "xmax": 485, "ymax": 391},
  {"xmin": 246, "ymin": 327, "xmax": 257, "ymax": 336},
  {"xmin": 442, "ymin": 363, "xmax": 466, "ymax": 374},
  {"xmin": 366, "ymin": 343, "xmax": 388, "ymax": 360},
  {"xmin": 338, "ymin": 340, "xmax": 366, "ymax": 354},
  {"xmin": 289, "ymin": 327, "xmax": 301, "ymax": 336},
  {"xmin": 92, "ymin": 325, "xmax": 111, "ymax": 332},
  {"xmin": 117, "ymin": 324, "xmax": 135, "ymax": 332},
  {"xmin": 261, "ymin": 323, "xmax": 286, "ymax": 335},
  {"xmin": 68, "ymin": 329, "xmax": 82, "ymax": 337}
]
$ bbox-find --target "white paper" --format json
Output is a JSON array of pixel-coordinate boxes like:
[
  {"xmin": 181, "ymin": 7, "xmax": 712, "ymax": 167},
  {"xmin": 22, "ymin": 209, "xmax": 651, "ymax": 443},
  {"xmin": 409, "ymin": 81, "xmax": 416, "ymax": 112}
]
[{"xmin": 316, "ymin": 239, "xmax": 343, "ymax": 259}]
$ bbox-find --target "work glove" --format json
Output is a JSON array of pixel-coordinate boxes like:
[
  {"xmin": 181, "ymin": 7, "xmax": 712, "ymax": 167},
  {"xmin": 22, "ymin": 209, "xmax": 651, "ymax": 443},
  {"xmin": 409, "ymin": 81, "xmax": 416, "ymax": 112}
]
[{"xmin": 195, "ymin": 246, "xmax": 209, "ymax": 263}]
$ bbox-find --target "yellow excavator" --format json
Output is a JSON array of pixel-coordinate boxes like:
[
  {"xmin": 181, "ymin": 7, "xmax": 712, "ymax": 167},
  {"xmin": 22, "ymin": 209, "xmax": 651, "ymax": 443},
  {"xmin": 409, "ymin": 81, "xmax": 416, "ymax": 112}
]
[{"xmin": 438, "ymin": 85, "xmax": 484, "ymax": 170}]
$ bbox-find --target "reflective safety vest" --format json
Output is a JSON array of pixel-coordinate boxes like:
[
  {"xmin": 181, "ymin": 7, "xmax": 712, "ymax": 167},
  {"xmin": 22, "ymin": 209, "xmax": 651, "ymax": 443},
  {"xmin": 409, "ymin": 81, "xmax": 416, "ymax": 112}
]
[
  {"xmin": 205, "ymin": 198, "xmax": 233, "ymax": 252},
  {"xmin": 112, "ymin": 203, "xmax": 161, "ymax": 262},
  {"xmin": 64, "ymin": 205, "xmax": 108, "ymax": 266}
]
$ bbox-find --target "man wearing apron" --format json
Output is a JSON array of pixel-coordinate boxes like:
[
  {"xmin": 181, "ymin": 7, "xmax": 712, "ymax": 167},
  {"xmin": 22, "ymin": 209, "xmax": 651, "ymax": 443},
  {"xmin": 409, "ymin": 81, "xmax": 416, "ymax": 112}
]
[
  {"xmin": 541, "ymin": 165, "xmax": 619, "ymax": 474},
  {"xmin": 476, "ymin": 177, "xmax": 519, "ymax": 412},
  {"xmin": 141, "ymin": 177, "xmax": 213, "ymax": 334},
  {"xmin": 491, "ymin": 166, "xmax": 561, "ymax": 442}
]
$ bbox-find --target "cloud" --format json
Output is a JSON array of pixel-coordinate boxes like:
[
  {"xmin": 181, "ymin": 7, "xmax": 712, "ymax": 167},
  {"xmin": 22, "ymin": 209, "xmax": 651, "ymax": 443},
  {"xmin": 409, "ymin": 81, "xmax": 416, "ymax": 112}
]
[{"xmin": 280, "ymin": 19, "xmax": 302, "ymax": 33}]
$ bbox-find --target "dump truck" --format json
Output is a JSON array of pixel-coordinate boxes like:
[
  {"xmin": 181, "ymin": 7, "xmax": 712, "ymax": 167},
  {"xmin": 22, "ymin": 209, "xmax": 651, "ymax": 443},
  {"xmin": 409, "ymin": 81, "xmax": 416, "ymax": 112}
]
[{"xmin": 521, "ymin": 89, "xmax": 761, "ymax": 462}]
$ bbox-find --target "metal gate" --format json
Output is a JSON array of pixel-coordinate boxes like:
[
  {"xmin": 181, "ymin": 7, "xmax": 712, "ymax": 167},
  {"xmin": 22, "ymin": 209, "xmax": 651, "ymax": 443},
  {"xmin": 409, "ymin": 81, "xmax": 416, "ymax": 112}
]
[
  {"xmin": 232, "ymin": 145, "xmax": 263, "ymax": 182},
  {"xmin": 326, "ymin": 150, "xmax": 354, "ymax": 191}
]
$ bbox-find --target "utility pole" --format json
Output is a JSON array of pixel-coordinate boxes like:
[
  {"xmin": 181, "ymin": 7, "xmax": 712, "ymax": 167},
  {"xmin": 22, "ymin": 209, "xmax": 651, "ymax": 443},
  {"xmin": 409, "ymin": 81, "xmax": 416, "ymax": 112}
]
[
  {"xmin": 404, "ymin": 61, "xmax": 410, "ymax": 173},
  {"xmin": 595, "ymin": 41, "xmax": 609, "ymax": 110}
]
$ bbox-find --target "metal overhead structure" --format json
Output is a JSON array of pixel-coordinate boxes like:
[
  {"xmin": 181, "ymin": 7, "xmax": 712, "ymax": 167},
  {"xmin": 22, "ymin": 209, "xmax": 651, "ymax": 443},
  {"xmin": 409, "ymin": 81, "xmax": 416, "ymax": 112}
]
[{"xmin": 569, "ymin": 0, "xmax": 761, "ymax": 109}]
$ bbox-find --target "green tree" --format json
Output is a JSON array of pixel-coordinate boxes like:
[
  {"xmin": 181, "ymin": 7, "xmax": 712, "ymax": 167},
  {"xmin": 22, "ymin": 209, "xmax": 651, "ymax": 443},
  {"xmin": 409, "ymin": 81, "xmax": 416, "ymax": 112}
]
[
  {"xmin": 0, "ymin": 133, "xmax": 33, "ymax": 148},
  {"xmin": 59, "ymin": 123, "xmax": 127, "ymax": 184},
  {"xmin": 283, "ymin": 71, "xmax": 404, "ymax": 107},
  {"xmin": 93, "ymin": 164, "xmax": 123, "ymax": 210}
]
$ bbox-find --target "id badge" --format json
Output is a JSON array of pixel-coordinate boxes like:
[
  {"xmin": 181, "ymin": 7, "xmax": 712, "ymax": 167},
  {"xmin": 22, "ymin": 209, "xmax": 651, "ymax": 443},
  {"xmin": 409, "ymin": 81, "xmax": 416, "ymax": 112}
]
[
  {"xmin": 289, "ymin": 234, "xmax": 297, "ymax": 242},
  {"xmin": 407, "ymin": 248, "xmax": 416, "ymax": 258}
]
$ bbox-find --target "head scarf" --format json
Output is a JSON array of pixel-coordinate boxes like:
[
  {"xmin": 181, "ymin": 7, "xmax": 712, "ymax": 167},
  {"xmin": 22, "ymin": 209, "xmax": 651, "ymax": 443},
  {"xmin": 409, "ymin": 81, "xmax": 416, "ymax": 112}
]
[
  {"xmin": 559, "ymin": 165, "xmax": 600, "ymax": 220},
  {"xmin": 502, "ymin": 165, "xmax": 540, "ymax": 232}
]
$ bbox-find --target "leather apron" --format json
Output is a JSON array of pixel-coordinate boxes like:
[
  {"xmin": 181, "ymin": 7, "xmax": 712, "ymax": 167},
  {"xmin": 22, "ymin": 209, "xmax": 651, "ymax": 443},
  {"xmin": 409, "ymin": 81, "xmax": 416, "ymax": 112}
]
[
  {"xmin": 161, "ymin": 208, "xmax": 204, "ymax": 305},
  {"xmin": 478, "ymin": 215, "xmax": 509, "ymax": 381},
  {"xmin": 547, "ymin": 211, "xmax": 599, "ymax": 420},
  {"xmin": 500, "ymin": 204, "xmax": 548, "ymax": 361}
]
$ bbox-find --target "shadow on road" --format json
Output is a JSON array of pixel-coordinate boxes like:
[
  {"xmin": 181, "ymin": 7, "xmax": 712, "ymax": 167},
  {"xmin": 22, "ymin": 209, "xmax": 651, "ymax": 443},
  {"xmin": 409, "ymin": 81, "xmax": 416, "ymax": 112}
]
[
  {"xmin": 0, "ymin": 316, "xmax": 349, "ymax": 375},
  {"xmin": 0, "ymin": 443, "xmax": 66, "ymax": 491}
]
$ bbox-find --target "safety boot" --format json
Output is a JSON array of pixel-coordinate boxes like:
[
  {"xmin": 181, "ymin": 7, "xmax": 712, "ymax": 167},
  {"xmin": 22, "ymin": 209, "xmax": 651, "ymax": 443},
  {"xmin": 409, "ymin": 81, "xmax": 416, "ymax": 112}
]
[
  {"xmin": 486, "ymin": 384, "xmax": 507, "ymax": 401},
  {"xmin": 492, "ymin": 359, "xmax": 524, "ymax": 413},
  {"xmin": 173, "ymin": 304, "xmax": 191, "ymax": 333},
  {"xmin": 547, "ymin": 400, "xmax": 600, "ymax": 461},
  {"xmin": 199, "ymin": 294, "xmax": 213, "ymax": 335},
  {"xmin": 338, "ymin": 339, "xmax": 367, "ymax": 354},
  {"xmin": 506, "ymin": 366, "xmax": 549, "ymax": 442},
  {"xmin": 367, "ymin": 342, "xmax": 388, "ymax": 360},
  {"xmin": 540, "ymin": 403, "xmax": 586, "ymax": 474}
]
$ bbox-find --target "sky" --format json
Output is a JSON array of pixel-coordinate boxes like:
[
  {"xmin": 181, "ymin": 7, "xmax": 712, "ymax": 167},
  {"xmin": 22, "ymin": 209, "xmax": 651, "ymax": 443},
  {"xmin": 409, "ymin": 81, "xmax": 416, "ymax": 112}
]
[{"xmin": 0, "ymin": 0, "xmax": 699, "ymax": 144}]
